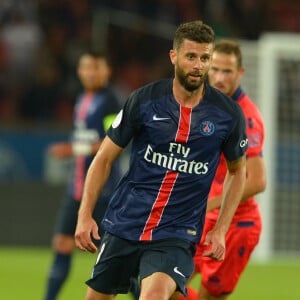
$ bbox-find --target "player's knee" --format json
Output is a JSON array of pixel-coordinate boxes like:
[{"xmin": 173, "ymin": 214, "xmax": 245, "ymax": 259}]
[
  {"xmin": 52, "ymin": 234, "xmax": 75, "ymax": 254},
  {"xmin": 85, "ymin": 287, "xmax": 114, "ymax": 300},
  {"xmin": 140, "ymin": 281, "xmax": 173, "ymax": 300},
  {"xmin": 140, "ymin": 289, "xmax": 170, "ymax": 300}
]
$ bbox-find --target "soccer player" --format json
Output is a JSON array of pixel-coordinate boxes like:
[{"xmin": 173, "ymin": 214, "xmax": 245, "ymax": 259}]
[
  {"xmin": 43, "ymin": 51, "xmax": 139, "ymax": 300},
  {"xmin": 175, "ymin": 40, "xmax": 266, "ymax": 300},
  {"xmin": 75, "ymin": 21, "xmax": 248, "ymax": 300}
]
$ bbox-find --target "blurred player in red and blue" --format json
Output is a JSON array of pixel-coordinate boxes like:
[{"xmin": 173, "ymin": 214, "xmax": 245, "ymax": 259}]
[
  {"xmin": 75, "ymin": 21, "xmax": 248, "ymax": 300},
  {"xmin": 43, "ymin": 50, "xmax": 139, "ymax": 300},
  {"xmin": 175, "ymin": 40, "xmax": 266, "ymax": 300}
]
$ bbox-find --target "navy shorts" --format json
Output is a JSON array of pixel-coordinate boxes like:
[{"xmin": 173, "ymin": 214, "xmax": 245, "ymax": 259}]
[
  {"xmin": 54, "ymin": 195, "xmax": 109, "ymax": 242},
  {"xmin": 86, "ymin": 232, "xmax": 195, "ymax": 296}
]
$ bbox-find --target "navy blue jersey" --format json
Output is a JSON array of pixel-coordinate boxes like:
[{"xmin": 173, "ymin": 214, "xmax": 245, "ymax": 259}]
[
  {"xmin": 104, "ymin": 79, "xmax": 247, "ymax": 243},
  {"xmin": 68, "ymin": 86, "xmax": 121, "ymax": 201}
]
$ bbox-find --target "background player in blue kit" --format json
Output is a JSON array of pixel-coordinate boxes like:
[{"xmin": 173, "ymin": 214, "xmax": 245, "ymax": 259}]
[
  {"xmin": 75, "ymin": 20, "xmax": 248, "ymax": 300},
  {"xmin": 43, "ymin": 50, "xmax": 139, "ymax": 300}
]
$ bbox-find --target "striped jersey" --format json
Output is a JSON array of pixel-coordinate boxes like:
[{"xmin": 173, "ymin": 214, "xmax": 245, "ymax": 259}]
[
  {"xmin": 207, "ymin": 87, "xmax": 265, "ymax": 222},
  {"xmin": 68, "ymin": 86, "xmax": 121, "ymax": 202},
  {"xmin": 104, "ymin": 79, "xmax": 248, "ymax": 243}
]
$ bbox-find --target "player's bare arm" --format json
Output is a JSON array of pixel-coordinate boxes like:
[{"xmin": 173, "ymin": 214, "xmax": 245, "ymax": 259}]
[
  {"xmin": 202, "ymin": 154, "xmax": 246, "ymax": 260},
  {"xmin": 75, "ymin": 136, "xmax": 123, "ymax": 253},
  {"xmin": 242, "ymin": 155, "xmax": 266, "ymax": 201},
  {"xmin": 206, "ymin": 155, "xmax": 266, "ymax": 212}
]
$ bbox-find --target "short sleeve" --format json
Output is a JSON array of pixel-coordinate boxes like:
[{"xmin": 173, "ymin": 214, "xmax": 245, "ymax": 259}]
[
  {"xmin": 107, "ymin": 91, "xmax": 141, "ymax": 148},
  {"xmin": 222, "ymin": 104, "xmax": 248, "ymax": 161}
]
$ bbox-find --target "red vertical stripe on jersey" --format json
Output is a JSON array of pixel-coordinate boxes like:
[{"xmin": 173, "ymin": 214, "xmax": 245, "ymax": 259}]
[
  {"xmin": 77, "ymin": 93, "xmax": 93, "ymax": 120},
  {"xmin": 176, "ymin": 106, "xmax": 192, "ymax": 143},
  {"xmin": 140, "ymin": 106, "xmax": 192, "ymax": 240},
  {"xmin": 140, "ymin": 171, "xmax": 178, "ymax": 240},
  {"xmin": 74, "ymin": 93, "xmax": 93, "ymax": 201}
]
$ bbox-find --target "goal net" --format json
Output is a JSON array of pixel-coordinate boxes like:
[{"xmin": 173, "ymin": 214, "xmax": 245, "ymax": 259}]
[{"xmin": 241, "ymin": 33, "xmax": 300, "ymax": 260}]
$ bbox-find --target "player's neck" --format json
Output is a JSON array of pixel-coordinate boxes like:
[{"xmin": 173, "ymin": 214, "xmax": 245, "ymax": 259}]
[{"xmin": 172, "ymin": 80, "xmax": 205, "ymax": 108}]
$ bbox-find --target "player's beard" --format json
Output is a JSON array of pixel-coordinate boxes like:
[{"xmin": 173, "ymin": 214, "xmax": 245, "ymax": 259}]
[{"xmin": 176, "ymin": 65, "xmax": 207, "ymax": 92}]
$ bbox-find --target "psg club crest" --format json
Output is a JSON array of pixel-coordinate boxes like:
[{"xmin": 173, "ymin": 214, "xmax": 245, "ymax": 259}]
[{"xmin": 200, "ymin": 121, "xmax": 215, "ymax": 136}]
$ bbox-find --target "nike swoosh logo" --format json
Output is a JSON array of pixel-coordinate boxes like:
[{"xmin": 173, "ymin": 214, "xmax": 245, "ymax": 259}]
[
  {"xmin": 173, "ymin": 266, "xmax": 185, "ymax": 278},
  {"xmin": 153, "ymin": 114, "xmax": 170, "ymax": 121}
]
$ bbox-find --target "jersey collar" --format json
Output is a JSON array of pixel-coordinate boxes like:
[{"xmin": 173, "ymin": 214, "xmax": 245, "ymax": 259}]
[{"xmin": 231, "ymin": 86, "xmax": 245, "ymax": 102}]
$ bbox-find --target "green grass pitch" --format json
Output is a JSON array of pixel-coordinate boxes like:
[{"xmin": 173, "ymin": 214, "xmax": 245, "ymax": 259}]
[{"xmin": 1, "ymin": 247, "xmax": 300, "ymax": 300}]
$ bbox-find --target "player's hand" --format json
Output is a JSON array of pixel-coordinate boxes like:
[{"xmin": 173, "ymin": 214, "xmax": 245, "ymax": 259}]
[
  {"xmin": 75, "ymin": 217, "xmax": 100, "ymax": 253},
  {"xmin": 49, "ymin": 143, "xmax": 72, "ymax": 159},
  {"xmin": 202, "ymin": 228, "xmax": 225, "ymax": 261}
]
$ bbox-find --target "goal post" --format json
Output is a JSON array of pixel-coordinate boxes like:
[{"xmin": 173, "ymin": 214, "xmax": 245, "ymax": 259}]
[{"xmin": 253, "ymin": 33, "xmax": 300, "ymax": 261}]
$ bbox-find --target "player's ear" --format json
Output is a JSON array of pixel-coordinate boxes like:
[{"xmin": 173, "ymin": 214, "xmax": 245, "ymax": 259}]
[
  {"xmin": 239, "ymin": 66, "xmax": 245, "ymax": 76},
  {"xmin": 169, "ymin": 49, "xmax": 176, "ymax": 65}
]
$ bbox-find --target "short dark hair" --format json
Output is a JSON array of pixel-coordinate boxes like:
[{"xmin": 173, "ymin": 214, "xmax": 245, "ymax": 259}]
[
  {"xmin": 78, "ymin": 49, "xmax": 111, "ymax": 66},
  {"xmin": 173, "ymin": 20, "xmax": 215, "ymax": 50},
  {"xmin": 214, "ymin": 39, "xmax": 243, "ymax": 68}
]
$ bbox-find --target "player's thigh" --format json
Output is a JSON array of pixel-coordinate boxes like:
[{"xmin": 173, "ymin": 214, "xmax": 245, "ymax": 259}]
[
  {"xmin": 85, "ymin": 286, "xmax": 115, "ymax": 300},
  {"xmin": 86, "ymin": 232, "xmax": 141, "ymax": 295},
  {"xmin": 231, "ymin": 219, "xmax": 262, "ymax": 260},
  {"xmin": 140, "ymin": 271, "xmax": 176, "ymax": 300},
  {"xmin": 200, "ymin": 220, "xmax": 261, "ymax": 295},
  {"xmin": 140, "ymin": 238, "xmax": 195, "ymax": 297}
]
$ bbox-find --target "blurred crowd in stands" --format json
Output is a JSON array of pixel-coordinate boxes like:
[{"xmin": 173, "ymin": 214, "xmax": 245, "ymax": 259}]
[{"xmin": 0, "ymin": 0, "xmax": 299, "ymax": 125}]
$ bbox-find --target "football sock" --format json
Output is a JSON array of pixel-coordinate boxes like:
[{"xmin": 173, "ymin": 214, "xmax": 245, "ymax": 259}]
[
  {"xmin": 178, "ymin": 286, "xmax": 198, "ymax": 300},
  {"xmin": 44, "ymin": 252, "xmax": 72, "ymax": 300}
]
